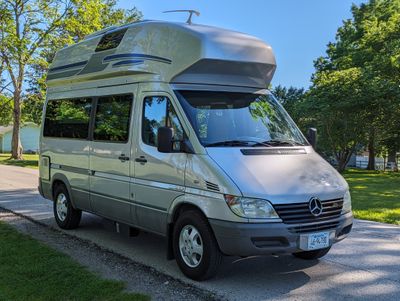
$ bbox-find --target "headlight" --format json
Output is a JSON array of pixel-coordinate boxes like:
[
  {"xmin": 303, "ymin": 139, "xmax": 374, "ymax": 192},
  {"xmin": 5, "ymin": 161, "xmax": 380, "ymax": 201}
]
[
  {"xmin": 342, "ymin": 190, "xmax": 352, "ymax": 214},
  {"xmin": 224, "ymin": 195, "xmax": 279, "ymax": 219}
]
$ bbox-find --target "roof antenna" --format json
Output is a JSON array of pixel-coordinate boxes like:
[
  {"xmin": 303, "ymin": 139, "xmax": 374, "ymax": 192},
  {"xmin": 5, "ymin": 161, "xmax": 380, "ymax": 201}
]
[{"xmin": 163, "ymin": 10, "xmax": 200, "ymax": 25}]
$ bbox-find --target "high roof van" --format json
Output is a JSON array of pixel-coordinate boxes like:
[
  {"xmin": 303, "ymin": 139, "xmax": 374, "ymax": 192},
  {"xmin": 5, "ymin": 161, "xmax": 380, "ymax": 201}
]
[{"xmin": 38, "ymin": 20, "xmax": 353, "ymax": 280}]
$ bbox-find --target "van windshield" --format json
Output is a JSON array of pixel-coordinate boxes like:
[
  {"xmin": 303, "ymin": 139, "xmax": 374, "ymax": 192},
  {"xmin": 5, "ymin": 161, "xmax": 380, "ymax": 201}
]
[{"xmin": 175, "ymin": 90, "xmax": 308, "ymax": 147}]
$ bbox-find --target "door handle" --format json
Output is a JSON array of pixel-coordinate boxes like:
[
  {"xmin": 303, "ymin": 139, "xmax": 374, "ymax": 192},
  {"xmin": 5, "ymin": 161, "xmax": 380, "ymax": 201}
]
[
  {"xmin": 118, "ymin": 154, "xmax": 130, "ymax": 162},
  {"xmin": 135, "ymin": 156, "xmax": 147, "ymax": 164}
]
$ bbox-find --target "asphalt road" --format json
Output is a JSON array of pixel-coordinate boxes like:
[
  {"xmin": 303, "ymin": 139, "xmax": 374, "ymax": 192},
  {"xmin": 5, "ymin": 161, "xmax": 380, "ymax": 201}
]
[{"xmin": 0, "ymin": 164, "xmax": 399, "ymax": 301}]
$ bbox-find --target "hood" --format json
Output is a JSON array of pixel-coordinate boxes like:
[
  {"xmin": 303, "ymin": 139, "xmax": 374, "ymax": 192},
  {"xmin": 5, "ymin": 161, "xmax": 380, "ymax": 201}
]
[{"xmin": 206, "ymin": 147, "xmax": 348, "ymax": 204}]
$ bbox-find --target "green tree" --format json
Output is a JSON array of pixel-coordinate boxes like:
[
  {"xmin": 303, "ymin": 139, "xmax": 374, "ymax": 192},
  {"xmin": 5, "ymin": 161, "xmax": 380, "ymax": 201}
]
[
  {"xmin": 0, "ymin": 0, "xmax": 141, "ymax": 159},
  {"xmin": 271, "ymin": 85, "xmax": 305, "ymax": 123},
  {"xmin": 308, "ymin": 68, "xmax": 367, "ymax": 172},
  {"xmin": 0, "ymin": 52, "xmax": 13, "ymax": 125},
  {"xmin": 271, "ymin": 85, "xmax": 318, "ymax": 147},
  {"xmin": 310, "ymin": 0, "xmax": 400, "ymax": 171},
  {"xmin": 0, "ymin": 0, "xmax": 71, "ymax": 158},
  {"xmin": 0, "ymin": 95, "xmax": 13, "ymax": 126}
]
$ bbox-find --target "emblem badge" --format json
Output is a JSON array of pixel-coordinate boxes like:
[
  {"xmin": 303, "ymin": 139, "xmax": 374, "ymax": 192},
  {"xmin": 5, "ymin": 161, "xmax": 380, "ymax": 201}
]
[{"xmin": 309, "ymin": 197, "xmax": 323, "ymax": 217}]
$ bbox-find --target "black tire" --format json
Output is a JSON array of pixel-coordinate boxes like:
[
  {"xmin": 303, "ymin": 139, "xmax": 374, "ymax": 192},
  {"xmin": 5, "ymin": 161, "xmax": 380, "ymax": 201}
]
[
  {"xmin": 173, "ymin": 210, "xmax": 222, "ymax": 281},
  {"xmin": 292, "ymin": 246, "xmax": 331, "ymax": 260},
  {"xmin": 53, "ymin": 184, "xmax": 82, "ymax": 229}
]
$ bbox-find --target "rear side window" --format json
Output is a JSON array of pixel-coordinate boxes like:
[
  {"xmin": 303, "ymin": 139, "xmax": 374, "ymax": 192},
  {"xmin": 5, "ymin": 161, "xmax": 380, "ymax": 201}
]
[
  {"xmin": 43, "ymin": 98, "xmax": 92, "ymax": 139},
  {"xmin": 142, "ymin": 96, "xmax": 183, "ymax": 149},
  {"xmin": 95, "ymin": 28, "xmax": 127, "ymax": 52},
  {"xmin": 93, "ymin": 94, "xmax": 133, "ymax": 142}
]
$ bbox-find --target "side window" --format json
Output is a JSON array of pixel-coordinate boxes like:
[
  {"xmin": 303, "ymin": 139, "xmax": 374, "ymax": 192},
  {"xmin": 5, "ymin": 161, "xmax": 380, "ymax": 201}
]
[
  {"xmin": 142, "ymin": 96, "xmax": 166, "ymax": 147},
  {"xmin": 95, "ymin": 28, "xmax": 127, "ymax": 52},
  {"xmin": 93, "ymin": 94, "xmax": 133, "ymax": 142},
  {"xmin": 142, "ymin": 96, "xmax": 184, "ymax": 150},
  {"xmin": 43, "ymin": 98, "xmax": 92, "ymax": 139}
]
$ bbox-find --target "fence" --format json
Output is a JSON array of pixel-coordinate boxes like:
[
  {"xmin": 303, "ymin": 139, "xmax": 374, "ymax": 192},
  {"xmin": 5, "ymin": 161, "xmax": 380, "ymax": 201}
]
[{"xmin": 355, "ymin": 156, "xmax": 400, "ymax": 171}]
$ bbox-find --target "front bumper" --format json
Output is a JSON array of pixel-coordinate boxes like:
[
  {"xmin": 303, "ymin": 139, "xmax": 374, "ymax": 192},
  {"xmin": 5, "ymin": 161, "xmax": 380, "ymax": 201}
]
[{"xmin": 209, "ymin": 212, "xmax": 353, "ymax": 256}]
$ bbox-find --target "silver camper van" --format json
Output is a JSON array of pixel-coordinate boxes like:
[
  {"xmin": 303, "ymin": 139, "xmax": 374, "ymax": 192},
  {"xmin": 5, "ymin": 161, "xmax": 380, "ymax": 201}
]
[{"xmin": 39, "ymin": 20, "xmax": 353, "ymax": 280}]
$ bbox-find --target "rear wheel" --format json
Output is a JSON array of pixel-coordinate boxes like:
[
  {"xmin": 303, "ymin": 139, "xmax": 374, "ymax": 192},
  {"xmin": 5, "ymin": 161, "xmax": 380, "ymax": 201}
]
[
  {"xmin": 53, "ymin": 184, "xmax": 82, "ymax": 229},
  {"xmin": 173, "ymin": 210, "xmax": 222, "ymax": 280},
  {"xmin": 292, "ymin": 247, "xmax": 331, "ymax": 260}
]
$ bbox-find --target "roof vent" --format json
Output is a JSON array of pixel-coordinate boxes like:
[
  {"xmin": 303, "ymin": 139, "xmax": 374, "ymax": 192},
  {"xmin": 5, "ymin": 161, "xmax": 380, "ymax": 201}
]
[
  {"xmin": 205, "ymin": 181, "xmax": 220, "ymax": 192},
  {"xmin": 84, "ymin": 26, "xmax": 118, "ymax": 40},
  {"xmin": 83, "ymin": 20, "xmax": 152, "ymax": 41}
]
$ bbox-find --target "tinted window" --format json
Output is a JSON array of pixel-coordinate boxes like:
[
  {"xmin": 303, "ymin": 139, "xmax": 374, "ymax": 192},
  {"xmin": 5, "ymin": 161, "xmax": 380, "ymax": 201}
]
[
  {"xmin": 95, "ymin": 28, "xmax": 127, "ymax": 52},
  {"xmin": 44, "ymin": 98, "xmax": 92, "ymax": 139},
  {"xmin": 93, "ymin": 94, "xmax": 132, "ymax": 142},
  {"xmin": 142, "ymin": 96, "xmax": 183, "ymax": 150}
]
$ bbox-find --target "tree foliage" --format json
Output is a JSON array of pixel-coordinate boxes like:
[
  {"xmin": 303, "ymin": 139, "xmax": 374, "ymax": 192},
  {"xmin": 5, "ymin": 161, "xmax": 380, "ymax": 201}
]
[
  {"xmin": 308, "ymin": 68, "xmax": 367, "ymax": 172},
  {"xmin": 0, "ymin": 94, "xmax": 13, "ymax": 126},
  {"xmin": 271, "ymin": 85, "xmax": 306, "ymax": 123},
  {"xmin": 0, "ymin": 0, "xmax": 141, "ymax": 158},
  {"xmin": 307, "ymin": 0, "xmax": 400, "ymax": 171}
]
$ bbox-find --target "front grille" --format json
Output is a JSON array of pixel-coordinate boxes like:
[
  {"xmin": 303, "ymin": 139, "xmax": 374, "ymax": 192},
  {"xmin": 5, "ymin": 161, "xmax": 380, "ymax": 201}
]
[
  {"xmin": 274, "ymin": 198, "xmax": 343, "ymax": 225},
  {"xmin": 288, "ymin": 220, "xmax": 340, "ymax": 234}
]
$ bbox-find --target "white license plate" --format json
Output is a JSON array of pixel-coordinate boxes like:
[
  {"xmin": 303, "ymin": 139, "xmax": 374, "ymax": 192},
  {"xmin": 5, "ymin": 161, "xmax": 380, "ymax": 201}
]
[{"xmin": 301, "ymin": 232, "xmax": 330, "ymax": 250}]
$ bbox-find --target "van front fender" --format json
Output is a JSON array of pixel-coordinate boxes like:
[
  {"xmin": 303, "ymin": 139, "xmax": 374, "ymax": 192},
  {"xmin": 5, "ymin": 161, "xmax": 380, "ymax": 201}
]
[{"xmin": 167, "ymin": 190, "xmax": 247, "ymax": 224}]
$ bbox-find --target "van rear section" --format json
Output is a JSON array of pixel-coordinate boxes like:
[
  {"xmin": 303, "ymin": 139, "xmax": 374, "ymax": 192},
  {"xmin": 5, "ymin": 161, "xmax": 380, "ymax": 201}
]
[{"xmin": 39, "ymin": 20, "xmax": 352, "ymax": 280}]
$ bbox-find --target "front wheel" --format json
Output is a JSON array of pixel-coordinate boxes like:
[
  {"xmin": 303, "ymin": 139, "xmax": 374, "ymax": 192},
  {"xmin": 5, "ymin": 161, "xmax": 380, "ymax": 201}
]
[
  {"xmin": 53, "ymin": 184, "xmax": 82, "ymax": 229},
  {"xmin": 173, "ymin": 210, "xmax": 222, "ymax": 281},
  {"xmin": 292, "ymin": 246, "xmax": 331, "ymax": 260}
]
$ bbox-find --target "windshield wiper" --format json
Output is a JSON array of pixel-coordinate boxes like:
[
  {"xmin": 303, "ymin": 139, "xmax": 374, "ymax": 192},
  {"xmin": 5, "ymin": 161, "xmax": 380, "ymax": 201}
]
[
  {"xmin": 262, "ymin": 139, "xmax": 306, "ymax": 146},
  {"xmin": 205, "ymin": 140, "xmax": 271, "ymax": 147}
]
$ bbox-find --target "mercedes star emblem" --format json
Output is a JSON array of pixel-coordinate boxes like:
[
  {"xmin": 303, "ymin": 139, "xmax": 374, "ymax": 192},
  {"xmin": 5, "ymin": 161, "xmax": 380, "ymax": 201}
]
[{"xmin": 309, "ymin": 197, "xmax": 323, "ymax": 217}]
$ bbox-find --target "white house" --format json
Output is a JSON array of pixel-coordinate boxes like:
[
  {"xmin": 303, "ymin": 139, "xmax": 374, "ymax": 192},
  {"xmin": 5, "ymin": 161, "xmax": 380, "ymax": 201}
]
[{"xmin": 0, "ymin": 122, "xmax": 40, "ymax": 153}]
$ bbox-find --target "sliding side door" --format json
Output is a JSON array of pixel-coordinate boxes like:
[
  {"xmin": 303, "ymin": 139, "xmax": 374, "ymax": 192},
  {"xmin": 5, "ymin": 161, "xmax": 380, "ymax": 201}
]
[{"xmin": 89, "ymin": 89, "xmax": 135, "ymax": 223}]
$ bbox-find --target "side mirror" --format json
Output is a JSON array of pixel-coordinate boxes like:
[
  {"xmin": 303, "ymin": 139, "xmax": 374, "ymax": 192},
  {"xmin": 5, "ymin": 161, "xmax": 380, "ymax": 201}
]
[
  {"xmin": 307, "ymin": 127, "xmax": 317, "ymax": 149},
  {"xmin": 157, "ymin": 127, "xmax": 174, "ymax": 153}
]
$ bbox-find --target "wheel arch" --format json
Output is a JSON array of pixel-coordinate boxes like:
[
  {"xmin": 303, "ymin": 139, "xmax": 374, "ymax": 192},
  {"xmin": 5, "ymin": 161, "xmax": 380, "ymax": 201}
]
[
  {"xmin": 166, "ymin": 196, "xmax": 214, "ymax": 260},
  {"xmin": 50, "ymin": 173, "xmax": 76, "ymax": 207},
  {"xmin": 170, "ymin": 202, "xmax": 208, "ymax": 224}
]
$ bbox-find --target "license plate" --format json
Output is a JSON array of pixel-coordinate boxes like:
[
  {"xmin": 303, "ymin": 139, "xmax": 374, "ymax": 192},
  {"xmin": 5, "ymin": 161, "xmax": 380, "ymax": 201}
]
[{"xmin": 300, "ymin": 232, "xmax": 330, "ymax": 250}]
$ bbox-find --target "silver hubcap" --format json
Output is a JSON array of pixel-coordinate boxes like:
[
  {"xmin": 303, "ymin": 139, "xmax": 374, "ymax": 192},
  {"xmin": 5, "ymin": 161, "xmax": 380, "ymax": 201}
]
[
  {"xmin": 56, "ymin": 193, "xmax": 68, "ymax": 222},
  {"xmin": 179, "ymin": 225, "xmax": 203, "ymax": 268}
]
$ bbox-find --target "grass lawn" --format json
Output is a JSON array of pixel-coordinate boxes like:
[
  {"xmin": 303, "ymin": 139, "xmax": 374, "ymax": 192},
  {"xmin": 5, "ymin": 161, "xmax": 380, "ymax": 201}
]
[
  {"xmin": 0, "ymin": 221, "xmax": 149, "ymax": 301},
  {"xmin": 0, "ymin": 153, "xmax": 38, "ymax": 169},
  {"xmin": 343, "ymin": 169, "xmax": 400, "ymax": 225}
]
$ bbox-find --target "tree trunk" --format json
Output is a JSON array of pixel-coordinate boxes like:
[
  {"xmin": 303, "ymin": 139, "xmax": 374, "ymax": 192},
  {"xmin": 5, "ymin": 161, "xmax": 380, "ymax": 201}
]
[
  {"xmin": 337, "ymin": 159, "xmax": 347, "ymax": 173},
  {"xmin": 367, "ymin": 129, "xmax": 375, "ymax": 170},
  {"xmin": 336, "ymin": 149, "xmax": 354, "ymax": 173},
  {"xmin": 11, "ymin": 89, "xmax": 23, "ymax": 160},
  {"xmin": 387, "ymin": 148, "xmax": 398, "ymax": 172}
]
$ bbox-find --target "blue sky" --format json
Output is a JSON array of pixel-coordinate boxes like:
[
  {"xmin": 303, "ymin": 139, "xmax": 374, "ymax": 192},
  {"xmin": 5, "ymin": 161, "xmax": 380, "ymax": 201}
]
[{"xmin": 118, "ymin": 0, "xmax": 366, "ymax": 89}]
